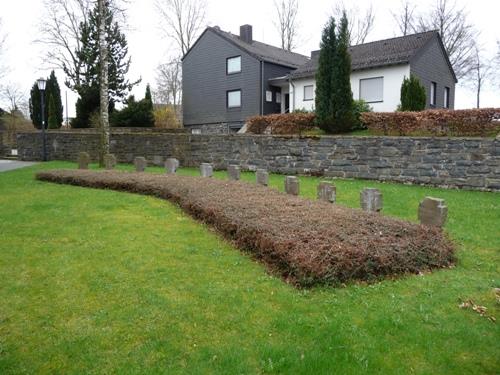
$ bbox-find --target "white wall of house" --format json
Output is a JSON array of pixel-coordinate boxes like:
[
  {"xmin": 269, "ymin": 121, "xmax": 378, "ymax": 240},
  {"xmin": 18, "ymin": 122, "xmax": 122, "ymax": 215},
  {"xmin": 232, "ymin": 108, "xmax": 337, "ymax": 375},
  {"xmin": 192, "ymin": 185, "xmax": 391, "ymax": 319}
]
[{"xmin": 289, "ymin": 64, "xmax": 411, "ymax": 113}]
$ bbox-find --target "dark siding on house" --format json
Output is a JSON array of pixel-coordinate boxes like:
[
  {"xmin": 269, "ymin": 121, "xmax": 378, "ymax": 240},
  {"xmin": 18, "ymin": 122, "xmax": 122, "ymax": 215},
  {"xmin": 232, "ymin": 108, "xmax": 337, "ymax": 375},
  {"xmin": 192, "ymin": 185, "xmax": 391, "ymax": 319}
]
[
  {"xmin": 410, "ymin": 36, "xmax": 456, "ymax": 109},
  {"xmin": 182, "ymin": 30, "xmax": 261, "ymax": 129},
  {"xmin": 263, "ymin": 62, "xmax": 294, "ymax": 114}
]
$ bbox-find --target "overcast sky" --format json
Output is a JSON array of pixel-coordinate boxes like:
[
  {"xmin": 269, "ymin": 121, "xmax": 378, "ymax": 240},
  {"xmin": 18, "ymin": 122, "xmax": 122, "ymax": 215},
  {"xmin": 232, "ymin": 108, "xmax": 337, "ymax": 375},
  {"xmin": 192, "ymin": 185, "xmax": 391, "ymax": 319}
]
[{"xmin": 1, "ymin": 0, "xmax": 499, "ymax": 117}]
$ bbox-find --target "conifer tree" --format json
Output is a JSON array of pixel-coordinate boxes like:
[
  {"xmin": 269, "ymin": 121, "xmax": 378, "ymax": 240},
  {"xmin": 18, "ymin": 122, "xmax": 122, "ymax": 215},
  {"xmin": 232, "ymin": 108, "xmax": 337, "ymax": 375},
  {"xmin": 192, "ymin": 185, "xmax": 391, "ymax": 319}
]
[
  {"xmin": 330, "ymin": 12, "xmax": 355, "ymax": 133},
  {"xmin": 145, "ymin": 84, "xmax": 153, "ymax": 112},
  {"xmin": 315, "ymin": 17, "xmax": 336, "ymax": 130},
  {"xmin": 48, "ymin": 95, "xmax": 59, "ymax": 129},
  {"xmin": 46, "ymin": 70, "xmax": 63, "ymax": 127},
  {"xmin": 400, "ymin": 75, "xmax": 426, "ymax": 111}
]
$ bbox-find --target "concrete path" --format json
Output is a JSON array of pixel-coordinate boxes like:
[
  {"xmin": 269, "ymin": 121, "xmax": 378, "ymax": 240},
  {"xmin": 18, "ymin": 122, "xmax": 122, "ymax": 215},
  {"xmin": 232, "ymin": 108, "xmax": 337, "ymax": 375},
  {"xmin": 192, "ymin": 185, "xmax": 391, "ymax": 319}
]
[{"xmin": 0, "ymin": 160, "xmax": 37, "ymax": 172}]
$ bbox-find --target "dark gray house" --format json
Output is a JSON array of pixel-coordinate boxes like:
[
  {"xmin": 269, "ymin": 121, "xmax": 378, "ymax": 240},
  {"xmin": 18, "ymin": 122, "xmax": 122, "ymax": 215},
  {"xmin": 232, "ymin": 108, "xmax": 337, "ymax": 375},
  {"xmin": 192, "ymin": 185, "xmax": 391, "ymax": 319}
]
[
  {"xmin": 182, "ymin": 26, "xmax": 457, "ymax": 133},
  {"xmin": 182, "ymin": 25, "xmax": 309, "ymax": 133}
]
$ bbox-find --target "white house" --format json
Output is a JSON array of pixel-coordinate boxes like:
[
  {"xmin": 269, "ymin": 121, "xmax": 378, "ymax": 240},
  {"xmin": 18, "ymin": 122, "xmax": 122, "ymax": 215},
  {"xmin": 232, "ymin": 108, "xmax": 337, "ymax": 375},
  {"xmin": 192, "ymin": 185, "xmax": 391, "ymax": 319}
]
[{"xmin": 270, "ymin": 31, "xmax": 457, "ymax": 113}]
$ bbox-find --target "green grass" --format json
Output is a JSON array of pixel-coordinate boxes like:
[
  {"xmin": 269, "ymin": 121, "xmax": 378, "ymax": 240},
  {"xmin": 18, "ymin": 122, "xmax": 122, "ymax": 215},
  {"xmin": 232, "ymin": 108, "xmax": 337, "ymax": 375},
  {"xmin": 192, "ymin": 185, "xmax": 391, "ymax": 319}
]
[{"xmin": 0, "ymin": 161, "xmax": 499, "ymax": 374}]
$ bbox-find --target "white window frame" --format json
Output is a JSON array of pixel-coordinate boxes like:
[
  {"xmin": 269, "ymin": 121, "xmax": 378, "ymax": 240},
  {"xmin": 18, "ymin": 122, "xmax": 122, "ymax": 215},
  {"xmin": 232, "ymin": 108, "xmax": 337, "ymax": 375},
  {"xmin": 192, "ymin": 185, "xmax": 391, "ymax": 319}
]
[
  {"xmin": 444, "ymin": 87, "xmax": 450, "ymax": 108},
  {"xmin": 226, "ymin": 56, "xmax": 241, "ymax": 75},
  {"xmin": 266, "ymin": 90, "xmax": 273, "ymax": 102},
  {"xmin": 303, "ymin": 85, "xmax": 314, "ymax": 101},
  {"xmin": 276, "ymin": 92, "xmax": 282, "ymax": 104},
  {"xmin": 191, "ymin": 129, "xmax": 202, "ymax": 135},
  {"xmin": 359, "ymin": 77, "xmax": 384, "ymax": 103},
  {"xmin": 227, "ymin": 89, "xmax": 241, "ymax": 109},
  {"xmin": 430, "ymin": 82, "xmax": 437, "ymax": 106}
]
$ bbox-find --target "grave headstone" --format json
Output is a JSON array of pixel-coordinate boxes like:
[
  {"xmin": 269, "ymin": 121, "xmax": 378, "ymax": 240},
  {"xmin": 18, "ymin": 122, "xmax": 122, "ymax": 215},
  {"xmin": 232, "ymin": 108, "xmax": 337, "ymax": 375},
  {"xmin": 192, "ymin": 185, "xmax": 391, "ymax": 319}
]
[
  {"xmin": 418, "ymin": 197, "xmax": 448, "ymax": 227},
  {"xmin": 256, "ymin": 169, "xmax": 269, "ymax": 186},
  {"xmin": 227, "ymin": 165, "xmax": 241, "ymax": 181},
  {"xmin": 165, "ymin": 158, "xmax": 179, "ymax": 174},
  {"xmin": 317, "ymin": 181, "xmax": 336, "ymax": 203},
  {"xmin": 134, "ymin": 156, "xmax": 147, "ymax": 172},
  {"xmin": 103, "ymin": 154, "xmax": 116, "ymax": 170},
  {"xmin": 77, "ymin": 152, "xmax": 90, "ymax": 170},
  {"xmin": 285, "ymin": 176, "xmax": 300, "ymax": 196},
  {"xmin": 200, "ymin": 163, "xmax": 213, "ymax": 177},
  {"xmin": 360, "ymin": 188, "xmax": 383, "ymax": 212}
]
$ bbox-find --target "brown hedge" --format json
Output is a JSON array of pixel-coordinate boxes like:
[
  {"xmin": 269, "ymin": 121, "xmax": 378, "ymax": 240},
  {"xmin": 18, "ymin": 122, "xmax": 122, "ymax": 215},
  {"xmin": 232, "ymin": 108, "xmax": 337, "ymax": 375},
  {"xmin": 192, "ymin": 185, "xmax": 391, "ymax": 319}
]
[
  {"xmin": 246, "ymin": 113, "xmax": 316, "ymax": 135},
  {"xmin": 361, "ymin": 108, "xmax": 500, "ymax": 137},
  {"xmin": 36, "ymin": 170, "xmax": 455, "ymax": 287}
]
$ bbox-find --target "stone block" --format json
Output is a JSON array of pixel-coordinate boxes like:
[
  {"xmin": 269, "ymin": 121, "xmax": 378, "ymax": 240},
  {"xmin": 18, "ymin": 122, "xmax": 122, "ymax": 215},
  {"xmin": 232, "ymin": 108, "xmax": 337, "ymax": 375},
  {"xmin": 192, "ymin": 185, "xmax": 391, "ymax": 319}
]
[
  {"xmin": 285, "ymin": 176, "xmax": 300, "ymax": 195},
  {"xmin": 200, "ymin": 163, "xmax": 213, "ymax": 177},
  {"xmin": 256, "ymin": 169, "xmax": 269, "ymax": 186},
  {"xmin": 77, "ymin": 152, "xmax": 90, "ymax": 169},
  {"xmin": 317, "ymin": 181, "xmax": 336, "ymax": 203},
  {"xmin": 103, "ymin": 154, "xmax": 116, "ymax": 170},
  {"xmin": 360, "ymin": 188, "xmax": 383, "ymax": 212},
  {"xmin": 134, "ymin": 156, "xmax": 147, "ymax": 172},
  {"xmin": 227, "ymin": 165, "xmax": 241, "ymax": 180},
  {"xmin": 165, "ymin": 158, "xmax": 179, "ymax": 174},
  {"xmin": 418, "ymin": 197, "xmax": 448, "ymax": 227}
]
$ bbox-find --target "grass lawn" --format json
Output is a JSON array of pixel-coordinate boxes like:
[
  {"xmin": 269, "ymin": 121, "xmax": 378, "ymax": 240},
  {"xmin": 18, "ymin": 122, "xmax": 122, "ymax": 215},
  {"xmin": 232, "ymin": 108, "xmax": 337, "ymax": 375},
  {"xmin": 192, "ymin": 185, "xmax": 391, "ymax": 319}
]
[{"xmin": 0, "ymin": 161, "xmax": 498, "ymax": 374}]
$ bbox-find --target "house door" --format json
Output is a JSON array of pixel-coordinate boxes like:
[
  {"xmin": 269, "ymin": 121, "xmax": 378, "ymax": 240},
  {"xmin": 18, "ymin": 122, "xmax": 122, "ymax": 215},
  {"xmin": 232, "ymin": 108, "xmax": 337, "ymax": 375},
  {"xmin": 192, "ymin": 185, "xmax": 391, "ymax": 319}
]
[{"xmin": 285, "ymin": 94, "xmax": 290, "ymax": 113}]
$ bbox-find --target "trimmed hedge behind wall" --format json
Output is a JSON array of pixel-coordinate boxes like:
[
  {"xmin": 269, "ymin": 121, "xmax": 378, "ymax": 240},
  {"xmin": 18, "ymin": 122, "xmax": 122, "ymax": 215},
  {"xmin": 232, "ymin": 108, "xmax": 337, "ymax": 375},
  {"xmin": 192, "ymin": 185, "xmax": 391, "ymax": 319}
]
[{"xmin": 17, "ymin": 131, "xmax": 500, "ymax": 191}]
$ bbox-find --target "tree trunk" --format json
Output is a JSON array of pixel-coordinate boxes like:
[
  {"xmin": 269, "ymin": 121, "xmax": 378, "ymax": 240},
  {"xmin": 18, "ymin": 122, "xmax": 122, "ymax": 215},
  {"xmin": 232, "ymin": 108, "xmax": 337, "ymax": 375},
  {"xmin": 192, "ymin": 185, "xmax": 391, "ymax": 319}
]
[{"xmin": 98, "ymin": 0, "xmax": 110, "ymax": 167}]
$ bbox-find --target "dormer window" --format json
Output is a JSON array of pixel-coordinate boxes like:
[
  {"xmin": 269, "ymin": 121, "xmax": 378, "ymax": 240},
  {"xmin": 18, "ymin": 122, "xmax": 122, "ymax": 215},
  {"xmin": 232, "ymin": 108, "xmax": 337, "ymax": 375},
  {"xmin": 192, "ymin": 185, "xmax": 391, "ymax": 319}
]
[{"xmin": 227, "ymin": 56, "xmax": 241, "ymax": 74}]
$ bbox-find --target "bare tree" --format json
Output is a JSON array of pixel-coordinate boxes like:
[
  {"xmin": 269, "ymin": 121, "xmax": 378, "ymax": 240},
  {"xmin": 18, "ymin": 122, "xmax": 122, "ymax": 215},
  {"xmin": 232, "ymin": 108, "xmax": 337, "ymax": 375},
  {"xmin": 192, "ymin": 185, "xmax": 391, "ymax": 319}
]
[
  {"xmin": 464, "ymin": 46, "xmax": 493, "ymax": 108},
  {"xmin": 97, "ymin": 0, "xmax": 110, "ymax": 165},
  {"xmin": 155, "ymin": 59, "xmax": 182, "ymax": 110},
  {"xmin": 1, "ymin": 84, "xmax": 28, "ymax": 115},
  {"xmin": 332, "ymin": 1, "xmax": 375, "ymax": 45},
  {"xmin": 414, "ymin": 0, "xmax": 477, "ymax": 80},
  {"xmin": 391, "ymin": 0, "xmax": 416, "ymax": 36},
  {"xmin": 0, "ymin": 18, "xmax": 8, "ymax": 80},
  {"xmin": 155, "ymin": 0, "xmax": 207, "ymax": 56},
  {"xmin": 36, "ymin": 0, "xmax": 91, "ymax": 90},
  {"xmin": 273, "ymin": 0, "xmax": 299, "ymax": 52}
]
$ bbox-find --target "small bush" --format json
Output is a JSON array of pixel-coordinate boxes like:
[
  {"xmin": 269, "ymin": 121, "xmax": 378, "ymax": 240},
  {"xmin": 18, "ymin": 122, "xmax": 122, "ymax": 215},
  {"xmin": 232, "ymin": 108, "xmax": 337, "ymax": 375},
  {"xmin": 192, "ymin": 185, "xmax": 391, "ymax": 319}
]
[
  {"xmin": 246, "ymin": 113, "xmax": 316, "ymax": 135},
  {"xmin": 361, "ymin": 108, "xmax": 500, "ymax": 137},
  {"xmin": 400, "ymin": 75, "xmax": 426, "ymax": 111},
  {"xmin": 352, "ymin": 99, "xmax": 372, "ymax": 130},
  {"xmin": 110, "ymin": 95, "xmax": 154, "ymax": 127},
  {"xmin": 37, "ymin": 169, "xmax": 456, "ymax": 287},
  {"xmin": 154, "ymin": 105, "xmax": 181, "ymax": 128}
]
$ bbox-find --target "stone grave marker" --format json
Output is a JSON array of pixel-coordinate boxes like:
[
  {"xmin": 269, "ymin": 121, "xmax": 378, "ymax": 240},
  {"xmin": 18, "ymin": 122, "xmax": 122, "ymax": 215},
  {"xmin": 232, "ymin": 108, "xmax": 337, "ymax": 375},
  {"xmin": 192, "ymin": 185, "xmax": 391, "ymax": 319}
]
[
  {"xmin": 418, "ymin": 197, "xmax": 448, "ymax": 227},
  {"xmin": 103, "ymin": 154, "xmax": 116, "ymax": 170},
  {"xmin": 165, "ymin": 158, "xmax": 179, "ymax": 174},
  {"xmin": 256, "ymin": 169, "xmax": 269, "ymax": 186},
  {"xmin": 360, "ymin": 188, "xmax": 383, "ymax": 212},
  {"xmin": 227, "ymin": 165, "xmax": 241, "ymax": 180},
  {"xmin": 134, "ymin": 157, "xmax": 147, "ymax": 172},
  {"xmin": 200, "ymin": 163, "xmax": 213, "ymax": 177},
  {"xmin": 285, "ymin": 176, "xmax": 300, "ymax": 195},
  {"xmin": 77, "ymin": 152, "xmax": 90, "ymax": 169},
  {"xmin": 317, "ymin": 181, "xmax": 336, "ymax": 203}
]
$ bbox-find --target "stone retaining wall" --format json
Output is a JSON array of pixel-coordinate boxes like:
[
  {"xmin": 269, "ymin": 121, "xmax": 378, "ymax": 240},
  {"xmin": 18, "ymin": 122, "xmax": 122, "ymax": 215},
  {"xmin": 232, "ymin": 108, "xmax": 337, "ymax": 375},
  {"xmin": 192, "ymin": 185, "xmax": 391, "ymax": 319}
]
[{"xmin": 16, "ymin": 131, "xmax": 500, "ymax": 191}]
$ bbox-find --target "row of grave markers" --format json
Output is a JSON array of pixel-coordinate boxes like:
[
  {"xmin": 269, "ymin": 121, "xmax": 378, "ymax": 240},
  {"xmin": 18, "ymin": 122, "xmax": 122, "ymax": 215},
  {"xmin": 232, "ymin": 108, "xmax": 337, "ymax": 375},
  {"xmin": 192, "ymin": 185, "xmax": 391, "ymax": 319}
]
[{"xmin": 76, "ymin": 152, "xmax": 448, "ymax": 228}]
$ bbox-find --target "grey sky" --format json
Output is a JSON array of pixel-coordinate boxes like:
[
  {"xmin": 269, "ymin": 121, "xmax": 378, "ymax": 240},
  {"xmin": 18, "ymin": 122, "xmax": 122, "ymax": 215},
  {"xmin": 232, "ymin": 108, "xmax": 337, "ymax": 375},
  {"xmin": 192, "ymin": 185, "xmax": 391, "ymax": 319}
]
[{"xmin": 1, "ymin": 0, "xmax": 499, "ymax": 116}]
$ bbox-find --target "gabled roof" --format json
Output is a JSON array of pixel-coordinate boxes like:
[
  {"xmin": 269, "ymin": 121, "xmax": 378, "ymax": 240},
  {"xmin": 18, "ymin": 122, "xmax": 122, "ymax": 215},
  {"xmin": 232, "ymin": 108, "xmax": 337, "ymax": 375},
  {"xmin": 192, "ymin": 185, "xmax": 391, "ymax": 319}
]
[
  {"xmin": 289, "ymin": 31, "xmax": 456, "ymax": 81},
  {"xmin": 182, "ymin": 26, "xmax": 310, "ymax": 68}
]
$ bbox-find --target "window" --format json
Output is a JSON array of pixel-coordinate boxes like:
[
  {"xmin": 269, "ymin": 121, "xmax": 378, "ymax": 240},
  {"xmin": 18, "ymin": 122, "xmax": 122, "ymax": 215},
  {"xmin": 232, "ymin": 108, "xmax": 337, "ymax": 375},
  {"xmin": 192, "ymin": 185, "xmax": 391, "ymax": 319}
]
[
  {"xmin": 430, "ymin": 82, "xmax": 437, "ymax": 106},
  {"xmin": 191, "ymin": 129, "xmax": 202, "ymax": 135},
  {"xmin": 227, "ymin": 90, "xmax": 241, "ymax": 108},
  {"xmin": 276, "ymin": 92, "xmax": 282, "ymax": 104},
  {"xmin": 266, "ymin": 90, "xmax": 273, "ymax": 102},
  {"xmin": 444, "ymin": 87, "xmax": 450, "ymax": 108},
  {"xmin": 227, "ymin": 56, "xmax": 241, "ymax": 74},
  {"xmin": 303, "ymin": 85, "xmax": 314, "ymax": 101},
  {"xmin": 359, "ymin": 77, "xmax": 383, "ymax": 103}
]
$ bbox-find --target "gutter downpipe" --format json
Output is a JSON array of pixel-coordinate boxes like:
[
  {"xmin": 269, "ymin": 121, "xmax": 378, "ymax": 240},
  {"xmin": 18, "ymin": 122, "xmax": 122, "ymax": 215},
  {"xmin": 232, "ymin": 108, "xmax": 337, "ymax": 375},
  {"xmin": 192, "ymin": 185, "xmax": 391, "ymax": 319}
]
[
  {"xmin": 260, "ymin": 61, "xmax": 264, "ymax": 115},
  {"xmin": 289, "ymin": 76, "xmax": 295, "ymax": 113}
]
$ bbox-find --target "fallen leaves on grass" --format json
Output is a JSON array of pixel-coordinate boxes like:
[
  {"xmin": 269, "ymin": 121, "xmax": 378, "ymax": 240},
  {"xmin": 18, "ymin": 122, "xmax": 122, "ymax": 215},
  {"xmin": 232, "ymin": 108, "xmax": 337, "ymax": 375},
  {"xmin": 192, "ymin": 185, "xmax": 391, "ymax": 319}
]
[{"xmin": 459, "ymin": 300, "xmax": 496, "ymax": 323}]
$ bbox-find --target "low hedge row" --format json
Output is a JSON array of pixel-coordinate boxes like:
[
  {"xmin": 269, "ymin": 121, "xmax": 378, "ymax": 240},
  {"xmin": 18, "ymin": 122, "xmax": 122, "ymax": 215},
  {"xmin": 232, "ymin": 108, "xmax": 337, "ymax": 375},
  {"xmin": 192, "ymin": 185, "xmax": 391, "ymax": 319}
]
[
  {"xmin": 36, "ymin": 170, "xmax": 455, "ymax": 287},
  {"xmin": 361, "ymin": 108, "xmax": 500, "ymax": 137},
  {"xmin": 246, "ymin": 109, "xmax": 500, "ymax": 137},
  {"xmin": 247, "ymin": 113, "xmax": 316, "ymax": 135}
]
